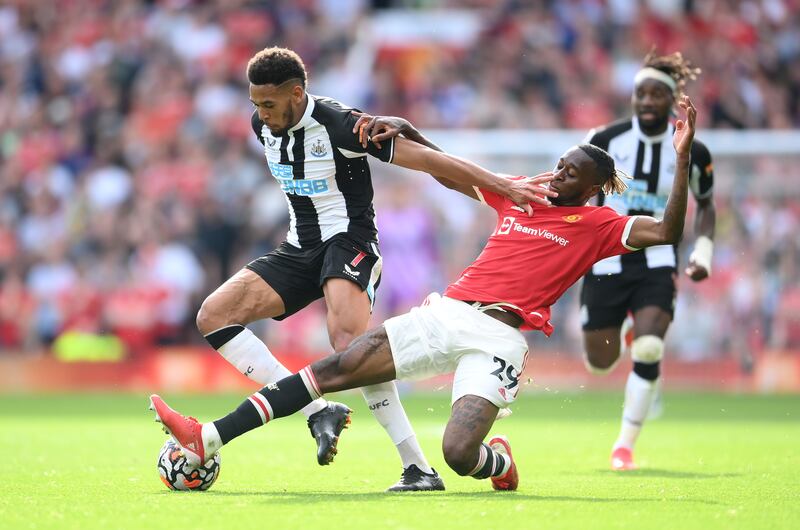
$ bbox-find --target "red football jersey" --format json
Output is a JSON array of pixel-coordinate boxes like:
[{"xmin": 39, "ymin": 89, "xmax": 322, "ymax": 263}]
[{"xmin": 444, "ymin": 185, "xmax": 639, "ymax": 334}]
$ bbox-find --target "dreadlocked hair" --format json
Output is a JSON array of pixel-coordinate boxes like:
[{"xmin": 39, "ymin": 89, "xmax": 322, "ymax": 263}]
[
  {"xmin": 577, "ymin": 144, "xmax": 630, "ymax": 196},
  {"xmin": 643, "ymin": 49, "xmax": 701, "ymax": 98}
]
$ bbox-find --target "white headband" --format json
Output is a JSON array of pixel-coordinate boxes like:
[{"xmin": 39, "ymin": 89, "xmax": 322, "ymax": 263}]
[{"xmin": 634, "ymin": 67, "xmax": 677, "ymax": 95}]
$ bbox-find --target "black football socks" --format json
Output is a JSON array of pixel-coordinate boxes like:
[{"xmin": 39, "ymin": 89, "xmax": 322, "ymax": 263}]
[{"xmin": 213, "ymin": 368, "xmax": 322, "ymax": 444}]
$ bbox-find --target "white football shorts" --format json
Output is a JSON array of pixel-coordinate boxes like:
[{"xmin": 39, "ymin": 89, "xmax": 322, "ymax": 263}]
[{"xmin": 384, "ymin": 293, "xmax": 529, "ymax": 408}]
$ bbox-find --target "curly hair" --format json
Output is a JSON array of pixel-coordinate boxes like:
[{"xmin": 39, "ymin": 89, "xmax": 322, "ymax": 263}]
[
  {"xmin": 643, "ymin": 50, "xmax": 701, "ymax": 99},
  {"xmin": 247, "ymin": 47, "xmax": 307, "ymax": 87},
  {"xmin": 578, "ymin": 144, "xmax": 630, "ymax": 196}
]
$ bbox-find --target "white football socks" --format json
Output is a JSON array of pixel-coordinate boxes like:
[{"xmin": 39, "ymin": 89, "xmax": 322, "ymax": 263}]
[
  {"xmin": 202, "ymin": 422, "xmax": 223, "ymax": 456},
  {"xmin": 210, "ymin": 326, "xmax": 327, "ymax": 417},
  {"xmin": 361, "ymin": 382, "xmax": 433, "ymax": 474},
  {"xmin": 614, "ymin": 371, "xmax": 658, "ymax": 450}
]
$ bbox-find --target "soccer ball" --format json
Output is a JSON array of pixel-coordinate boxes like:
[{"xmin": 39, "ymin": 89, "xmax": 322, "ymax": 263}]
[{"xmin": 157, "ymin": 439, "xmax": 221, "ymax": 491}]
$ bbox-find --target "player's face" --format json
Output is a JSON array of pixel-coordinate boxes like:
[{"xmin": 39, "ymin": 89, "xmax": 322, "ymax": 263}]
[
  {"xmin": 549, "ymin": 147, "xmax": 600, "ymax": 206},
  {"xmin": 249, "ymin": 81, "xmax": 304, "ymax": 136},
  {"xmin": 632, "ymin": 79, "xmax": 673, "ymax": 132}
]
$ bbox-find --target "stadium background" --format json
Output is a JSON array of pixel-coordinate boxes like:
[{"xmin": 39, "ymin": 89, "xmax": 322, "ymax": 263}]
[{"xmin": 1, "ymin": 0, "xmax": 799, "ymax": 394}]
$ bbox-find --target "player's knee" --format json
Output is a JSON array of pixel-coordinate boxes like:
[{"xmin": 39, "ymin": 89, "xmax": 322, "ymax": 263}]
[
  {"xmin": 583, "ymin": 352, "xmax": 619, "ymax": 375},
  {"xmin": 442, "ymin": 438, "xmax": 479, "ymax": 476},
  {"xmin": 196, "ymin": 295, "xmax": 226, "ymax": 336},
  {"xmin": 631, "ymin": 335, "xmax": 664, "ymax": 364},
  {"xmin": 329, "ymin": 329, "xmax": 357, "ymax": 352}
]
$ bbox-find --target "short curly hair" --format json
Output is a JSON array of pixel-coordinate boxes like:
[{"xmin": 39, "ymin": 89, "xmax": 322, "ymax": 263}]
[
  {"xmin": 247, "ymin": 47, "xmax": 307, "ymax": 87},
  {"xmin": 578, "ymin": 144, "xmax": 629, "ymax": 195}
]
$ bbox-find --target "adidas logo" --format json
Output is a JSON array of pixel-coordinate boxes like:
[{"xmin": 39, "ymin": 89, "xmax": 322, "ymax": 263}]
[{"xmin": 344, "ymin": 264, "xmax": 360, "ymax": 277}]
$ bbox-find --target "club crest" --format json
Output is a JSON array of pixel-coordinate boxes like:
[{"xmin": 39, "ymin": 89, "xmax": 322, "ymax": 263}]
[{"xmin": 310, "ymin": 139, "xmax": 328, "ymax": 158}]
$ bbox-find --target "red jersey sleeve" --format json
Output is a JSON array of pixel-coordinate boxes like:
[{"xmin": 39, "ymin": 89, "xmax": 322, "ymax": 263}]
[
  {"xmin": 592, "ymin": 206, "xmax": 641, "ymax": 260},
  {"xmin": 473, "ymin": 186, "xmax": 505, "ymax": 212},
  {"xmin": 473, "ymin": 175, "xmax": 528, "ymax": 212}
]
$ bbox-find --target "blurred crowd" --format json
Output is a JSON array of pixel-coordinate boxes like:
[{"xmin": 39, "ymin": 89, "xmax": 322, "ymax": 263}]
[{"xmin": 0, "ymin": 0, "xmax": 798, "ymax": 365}]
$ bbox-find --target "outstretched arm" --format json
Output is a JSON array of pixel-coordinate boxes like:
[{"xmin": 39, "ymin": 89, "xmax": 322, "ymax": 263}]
[
  {"xmin": 353, "ymin": 113, "xmax": 443, "ymax": 153},
  {"xmin": 354, "ymin": 114, "xmax": 479, "ymax": 197},
  {"xmin": 393, "ymin": 137, "xmax": 556, "ymax": 214},
  {"xmin": 353, "ymin": 114, "xmax": 556, "ymax": 211},
  {"xmin": 626, "ymin": 95, "xmax": 697, "ymax": 249}
]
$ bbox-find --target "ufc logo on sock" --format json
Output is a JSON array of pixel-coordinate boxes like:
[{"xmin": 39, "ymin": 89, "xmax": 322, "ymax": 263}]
[{"xmin": 369, "ymin": 399, "xmax": 390, "ymax": 410}]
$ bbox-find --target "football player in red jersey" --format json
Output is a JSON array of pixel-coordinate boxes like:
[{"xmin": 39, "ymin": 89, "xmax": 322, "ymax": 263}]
[{"xmin": 150, "ymin": 96, "xmax": 696, "ymax": 492}]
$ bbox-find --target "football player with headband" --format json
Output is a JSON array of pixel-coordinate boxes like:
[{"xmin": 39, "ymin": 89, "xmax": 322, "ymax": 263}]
[{"xmin": 579, "ymin": 51, "xmax": 716, "ymax": 470}]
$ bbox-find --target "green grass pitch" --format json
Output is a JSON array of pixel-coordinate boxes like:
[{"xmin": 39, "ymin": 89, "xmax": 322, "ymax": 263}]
[{"xmin": 1, "ymin": 391, "xmax": 797, "ymax": 530}]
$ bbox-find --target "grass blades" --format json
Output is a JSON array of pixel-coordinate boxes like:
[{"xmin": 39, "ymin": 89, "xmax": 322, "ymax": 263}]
[{"xmin": 0, "ymin": 392, "xmax": 797, "ymax": 530}]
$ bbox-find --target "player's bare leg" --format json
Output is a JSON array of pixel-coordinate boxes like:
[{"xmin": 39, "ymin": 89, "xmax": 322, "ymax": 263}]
[
  {"xmin": 195, "ymin": 268, "xmax": 335, "ymax": 461},
  {"xmin": 442, "ymin": 395, "xmax": 518, "ymax": 491},
  {"xmin": 152, "ymin": 326, "xmax": 398, "ymax": 466},
  {"xmin": 611, "ymin": 306, "xmax": 670, "ymax": 470},
  {"xmin": 197, "ymin": 269, "xmax": 286, "ymax": 334},
  {"xmin": 583, "ymin": 326, "xmax": 625, "ymax": 374},
  {"xmin": 323, "ymin": 278, "xmax": 442, "ymax": 490}
]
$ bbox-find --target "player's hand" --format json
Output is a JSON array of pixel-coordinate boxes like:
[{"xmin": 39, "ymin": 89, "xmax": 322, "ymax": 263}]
[
  {"xmin": 503, "ymin": 172, "xmax": 557, "ymax": 215},
  {"xmin": 685, "ymin": 261, "xmax": 709, "ymax": 282},
  {"xmin": 351, "ymin": 112, "xmax": 411, "ymax": 149},
  {"xmin": 673, "ymin": 95, "xmax": 696, "ymax": 156}
]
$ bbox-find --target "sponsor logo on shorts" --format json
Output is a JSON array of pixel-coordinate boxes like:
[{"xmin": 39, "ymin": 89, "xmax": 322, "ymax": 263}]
[{"xmin": 344, "ymin": 264, "xmax": 361, "ymax": 278}]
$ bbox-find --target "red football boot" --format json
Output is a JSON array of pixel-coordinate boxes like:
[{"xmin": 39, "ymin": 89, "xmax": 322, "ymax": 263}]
[
  {"xmin": 489, "ymin": 435, "xmax": 519, "ymax": 491},
  {"xmin": 149, "ymin": 394, "xmax": 206, "ymax": 467},
  {"xmin": 610, "ymin": 446, "xmax": 637, "ymax": 471}
]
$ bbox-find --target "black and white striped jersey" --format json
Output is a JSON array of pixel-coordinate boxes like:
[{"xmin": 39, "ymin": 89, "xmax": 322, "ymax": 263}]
[
  {"xmin": 251, "ymin": 95, "xmax": 395, "ymax": 249},
  {"xmin": 585, "ymin": 117, "xmax": 713, "ymax": 275}
]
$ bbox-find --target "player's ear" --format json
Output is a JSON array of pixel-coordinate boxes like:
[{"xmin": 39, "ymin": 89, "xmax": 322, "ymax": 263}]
[
  {"xmin": 586, "ymin": 183, "xmax": 602, "ymax": 200},
  {"xmin": 290, "ymin": 83, "xmax": 304, "ymax": 102}
]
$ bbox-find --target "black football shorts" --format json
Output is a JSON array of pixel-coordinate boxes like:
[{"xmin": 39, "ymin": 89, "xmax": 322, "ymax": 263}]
[
  {"xmin": 580, "ymin": 267, "xmax": 677, "ymax": 330},
  {"xmin": 246, "ymin": 233, "xmax": 382, "ymax": 320}
]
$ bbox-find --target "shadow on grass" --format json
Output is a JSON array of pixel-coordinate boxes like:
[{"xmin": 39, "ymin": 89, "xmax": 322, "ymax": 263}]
[
  {"xmin": 159, "ymin": 490, "xmax": 720, "ymax": 505},
  {"xmin": 594, "ymin": 468, "xmax": 742, "ymax": 479}
]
